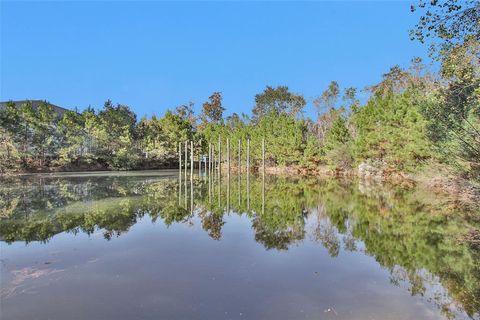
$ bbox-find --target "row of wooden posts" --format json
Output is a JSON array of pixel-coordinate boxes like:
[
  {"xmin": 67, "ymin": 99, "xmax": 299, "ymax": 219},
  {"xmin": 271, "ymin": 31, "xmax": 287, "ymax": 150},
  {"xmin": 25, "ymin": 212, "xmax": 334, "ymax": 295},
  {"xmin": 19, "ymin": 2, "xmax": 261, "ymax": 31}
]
[
  {"xmin": 178, "ymin": 138, "xmax": 266, "ymax": 215},
  {"xmin": 178, "ymin": 137, "xmax": 266, "ymax": 175}
]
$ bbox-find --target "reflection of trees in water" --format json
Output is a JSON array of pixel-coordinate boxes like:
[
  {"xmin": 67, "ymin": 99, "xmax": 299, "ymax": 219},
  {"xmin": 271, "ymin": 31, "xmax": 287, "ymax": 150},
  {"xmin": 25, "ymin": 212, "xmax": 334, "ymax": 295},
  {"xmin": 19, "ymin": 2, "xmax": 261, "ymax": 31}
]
[
  {"xmin": 198, "ymin": 209, "xmax": 224, "ymax": 240},
  {"xmin": 0, "ymin": 174, "xmax": 479, "ymax": 319},
  {"xmin": 0, "ymin": 175, "xmax": 156, "ymax": 220},
  {"xmin": 310, "ymin": 204, "xmax": 340, "ymax": 257},
  {"xmin": 252, "ymin": 217, "xmax": 304, "ymax": 250},
  {"xmin": 389, "ymin": 266, "xmax": 469, "ymax": 320}
]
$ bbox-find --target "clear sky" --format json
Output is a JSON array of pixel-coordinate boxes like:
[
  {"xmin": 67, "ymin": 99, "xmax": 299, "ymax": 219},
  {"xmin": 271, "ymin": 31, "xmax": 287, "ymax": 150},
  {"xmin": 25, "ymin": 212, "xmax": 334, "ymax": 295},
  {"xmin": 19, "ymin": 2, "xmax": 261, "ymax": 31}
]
[{"xmin": 0, "ymin": 1, "xmax": 429, "ymax": 119}]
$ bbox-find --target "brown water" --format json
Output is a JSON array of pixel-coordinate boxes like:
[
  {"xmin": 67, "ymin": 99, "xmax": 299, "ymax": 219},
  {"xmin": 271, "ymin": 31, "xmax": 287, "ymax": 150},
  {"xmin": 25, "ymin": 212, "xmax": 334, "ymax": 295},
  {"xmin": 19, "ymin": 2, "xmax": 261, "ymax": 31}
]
[{"xmin": 0, "ymin": 170, "xmax": 479, "ymax": 320}]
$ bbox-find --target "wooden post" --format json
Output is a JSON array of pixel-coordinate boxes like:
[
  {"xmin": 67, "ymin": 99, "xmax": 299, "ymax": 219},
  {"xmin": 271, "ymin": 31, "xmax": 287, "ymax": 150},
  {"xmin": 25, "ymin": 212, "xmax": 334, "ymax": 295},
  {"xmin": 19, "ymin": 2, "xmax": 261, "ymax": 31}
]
[
  {"xmin": 184, "ymin": 156, "xmax": 188, "ymax": 208},
  {"xmin": 198, "ymin": 140, "xmax": 201, "ymax": 173},
  {"xmin": 179, "ymin": 142, "xmax": 182, "ymax": 171},
  {"xmin": 178, "ymin": 142, "xmax": 182, "ymax": 207},
  {"xmin": 190, "ymin": 140, "xmax": 194, "ymax": 179},
  {"xmin": 208, "ymin": 158, "xmax": 211, "ymax": 203},
  {"xmin": 199, "ymin": 154, "xmax": 201, "ymax": 174},
  {"xmin": 227, "ymin": 138, "xmax": 230, "ymax": 212},
  {"xmin": 212, "ymin": 144, "xmax": 215, "ymax": 179},
  {"xmin": 209, "ymin": 143, "xmax": 212, "ymax": 177},
  {"xmin": 247, "ymin": 139, "xmax": 250, "ymax": 173},
  {"xmin": 178, "ymin": 171, "xmax": 182, "ymax": 206},
  {"xmin": 227, "ymin": 138, "xmax": 230, "ymax": 178},
  {"xmin": 247, "ymin": 165, "xmax": 250, "ymax": 210},
  {"xmin": 262, "ymin": 170, "xmax": 265, "ymax": 215},
  {"xmin": 246, "ymin": 138, "xmax": 250, "ymax": 210},
  {"xmin": 238, "ymin": 173, "xmax": 241, "ymax": 207},
  {"xmin": 262, "ymin": 137, "xmax": 265, "ymax": 215},
  {"xmin": 184, "ymin": 141, "xmax": 188, "ymax": 181},
  {"xmin": 218, "ymin": 136, "xmax": 221, "ymax": 178},
  {"xmin": 262, "ymin": 137, "xmax": 265, "ymax": 175},
  {"xmin": 204, "ymin": 154, "xmax": 207, "ymax": 177},
  {"xmin": 238, "ymin": 139, "xmax": 241, "ymax": 174},
  {"xmin": 227, "ymin": 166, "xmax": 230, "ymax": 212},
  {"xmin": 190, "ymin": 170, "xmax": 194, "ymax": 214}
]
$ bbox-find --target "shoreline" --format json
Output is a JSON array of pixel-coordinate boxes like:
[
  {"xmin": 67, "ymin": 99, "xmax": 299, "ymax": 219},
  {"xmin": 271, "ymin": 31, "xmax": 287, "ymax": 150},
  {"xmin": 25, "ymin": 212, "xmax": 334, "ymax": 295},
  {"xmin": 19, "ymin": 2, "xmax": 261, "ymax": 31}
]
[{"xmin": 2, "ymin": 163, "xmax": 479, "ymax": 208}]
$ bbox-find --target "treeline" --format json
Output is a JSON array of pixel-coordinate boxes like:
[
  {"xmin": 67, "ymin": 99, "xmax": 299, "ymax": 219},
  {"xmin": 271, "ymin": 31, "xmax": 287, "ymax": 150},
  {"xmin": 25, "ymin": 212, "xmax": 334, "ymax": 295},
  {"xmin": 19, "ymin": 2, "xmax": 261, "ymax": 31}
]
[
  {"xmin": 0, "ymin": 1, "xmax": 478, "ymax": 178},
  {"xmin": 1, "ymin": 51, "xmax": 478, "ymax": 178}
]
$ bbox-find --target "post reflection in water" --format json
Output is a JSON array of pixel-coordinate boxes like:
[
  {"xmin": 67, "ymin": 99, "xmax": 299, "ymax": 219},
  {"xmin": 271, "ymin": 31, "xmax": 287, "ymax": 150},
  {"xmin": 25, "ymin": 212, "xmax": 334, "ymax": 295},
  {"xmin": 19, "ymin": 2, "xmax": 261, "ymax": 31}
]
[
  {"xmin": 0, "ymin": 172, "xmax": 479, "ymax": 320},
  {"xmin": 184, "ymin": 167, "xmax": 188, "ymax": 209},
  {"xmin": 208, "ymin": 163, "xmax": 211, "ymax": 204},
  {"xmin": 190, "ymin": 172, "xmax": 193, "ymax": 214},
  {"xmin": 262, "ymin": 169, "xmax": 265, "ymax": 215},
  {"xmin": 227, "ymin": 169, "xmax": 230, "ymax": 213},
  {"xmin": 238, "ymin": 173, "xmax": 241, "ymax": 207},
  {"xmin": 247, "ymin": 170, "xmax": 250, "ymax": 211},
  {"xmin": 178, "ymin": 170, "xmax": 182, "ymax": 207}
]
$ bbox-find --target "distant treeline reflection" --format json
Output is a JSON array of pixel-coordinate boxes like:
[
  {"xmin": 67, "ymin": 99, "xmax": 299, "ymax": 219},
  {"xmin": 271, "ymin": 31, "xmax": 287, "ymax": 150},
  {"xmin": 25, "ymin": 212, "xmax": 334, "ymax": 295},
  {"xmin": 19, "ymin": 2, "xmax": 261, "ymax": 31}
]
[{"xmin": 0, "ymin": 174, "xmax": 479, "ymax": 318}]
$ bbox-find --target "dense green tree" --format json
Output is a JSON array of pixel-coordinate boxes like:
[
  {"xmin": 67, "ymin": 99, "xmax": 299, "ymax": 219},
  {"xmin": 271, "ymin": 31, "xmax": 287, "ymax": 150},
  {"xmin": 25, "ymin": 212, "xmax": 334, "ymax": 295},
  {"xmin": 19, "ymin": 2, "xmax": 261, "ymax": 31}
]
[
  {"xmin": 424, "ymin": 39, "xmax": 480, "ymax": 174},
  {"xmin": 92, "ymin": 100, "xmax": 140, "ymax": 169},
  {"xmin": 57, "ymin": 110, "xmax": 86, "ymax": 164},
  {"xmin": 0, "ymin": 129, "xmax": 19, "ymax": 173},
  {"xmin": 252, "ymin": 86, "xmax": 306, "ymax": 122},
  {"xmin": 324, "ymin": 115, "xmax": 353, "ymax": 170},
  {"xmin": 31, "ymin": 102, "xmax": 58, "ymax": 166},
  {"xmin": 353, "ymin": 89, "xmax": 433, "ymax": 171},
  {"xmin": 0, "ymin": 102, "xmax": 21, "ymax": 171},
  {"xmin": 160, "ymin": 110, "xmax": 196, "ymax": 158},
  {"xmin": 252, "ymin": 110, "xmax": 307, "ymax": 166},
  {"xmin": 17, "ymin": 101, "xmax": 37, "ymax": 166}
]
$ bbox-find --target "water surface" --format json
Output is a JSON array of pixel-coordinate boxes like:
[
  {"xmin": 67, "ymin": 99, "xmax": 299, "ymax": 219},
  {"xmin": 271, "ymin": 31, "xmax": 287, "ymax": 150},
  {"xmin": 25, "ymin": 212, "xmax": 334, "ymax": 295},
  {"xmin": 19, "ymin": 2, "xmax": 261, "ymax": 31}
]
[{"xmin": 1, "ymin": 170, "xmax": 479, "ymax": 320}]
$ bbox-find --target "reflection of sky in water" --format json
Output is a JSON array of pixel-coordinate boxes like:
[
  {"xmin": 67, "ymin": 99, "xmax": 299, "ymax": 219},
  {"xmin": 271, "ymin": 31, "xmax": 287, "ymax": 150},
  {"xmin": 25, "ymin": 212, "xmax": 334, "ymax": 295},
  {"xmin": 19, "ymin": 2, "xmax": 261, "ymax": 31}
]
[{"xmin": 0, "ymin": 172, "xmax": 478, "ymax": 320}]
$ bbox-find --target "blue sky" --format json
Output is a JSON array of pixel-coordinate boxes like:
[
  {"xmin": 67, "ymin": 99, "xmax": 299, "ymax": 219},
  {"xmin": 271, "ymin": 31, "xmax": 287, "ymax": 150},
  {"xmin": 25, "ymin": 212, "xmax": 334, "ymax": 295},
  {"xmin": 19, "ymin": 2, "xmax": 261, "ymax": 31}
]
[{"xmin": 0, "ymin": 1, "xmax": 429, "ymax": 119}]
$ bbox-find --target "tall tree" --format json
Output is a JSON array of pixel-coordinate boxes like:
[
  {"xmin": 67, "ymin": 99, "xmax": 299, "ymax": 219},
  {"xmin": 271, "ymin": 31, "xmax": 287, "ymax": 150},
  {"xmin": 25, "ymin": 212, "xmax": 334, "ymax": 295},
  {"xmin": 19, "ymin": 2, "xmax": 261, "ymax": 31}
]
[
  {"xmin": 57, "ymin": 110, "xmax": 86, "ymax": 164},
  {"xmin": 175, "ymin": 102, "xmax": 196, "ymax": 126},
  {"xmin": 94, "ymin": 100, "xmax": 140, "ymax": 169},
  {"xmin": 0, "ymin": 102, "xmax": 20, "ymax": 171},
  {"xmin": 425, "ymin": 38, "xmax": 480, "ymax": 168},
  {"xmin": 17, "ymin": 101, "xmax": 36, "ymax": 167},
  {"xmin": 252, "ymin": 86, "xmax": 306, "ymax": 121},
  {"xmin": 313, "ymin": 81, "xmax": 341, "ymax": 144},
  {"xmin": 201, "ymin": 92, "xmax": 224, "ymax": 125},
  {"xmin": 32, "ymin": 102, "xmax": 58, "ymax": 166}
]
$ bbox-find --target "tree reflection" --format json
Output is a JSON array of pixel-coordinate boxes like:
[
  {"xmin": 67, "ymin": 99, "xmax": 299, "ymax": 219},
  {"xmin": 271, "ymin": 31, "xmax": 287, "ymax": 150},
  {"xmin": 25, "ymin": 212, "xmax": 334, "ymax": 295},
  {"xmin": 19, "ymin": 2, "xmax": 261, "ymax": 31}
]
[
  {"xmin": 199, "ymin": 209, "xmax": 225, "ymax": 240},
  {"xmin": 0, "ymin": 173, "xmax": 479, "ymax": 318}
]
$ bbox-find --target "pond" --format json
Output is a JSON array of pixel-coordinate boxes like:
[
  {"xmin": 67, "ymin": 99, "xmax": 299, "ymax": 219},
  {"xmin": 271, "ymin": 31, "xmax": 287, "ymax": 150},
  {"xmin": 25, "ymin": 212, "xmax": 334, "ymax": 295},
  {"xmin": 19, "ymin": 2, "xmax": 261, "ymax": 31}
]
[{"xmin": 0, "ymin": 170, "xmax": 479, "ymax": 320}]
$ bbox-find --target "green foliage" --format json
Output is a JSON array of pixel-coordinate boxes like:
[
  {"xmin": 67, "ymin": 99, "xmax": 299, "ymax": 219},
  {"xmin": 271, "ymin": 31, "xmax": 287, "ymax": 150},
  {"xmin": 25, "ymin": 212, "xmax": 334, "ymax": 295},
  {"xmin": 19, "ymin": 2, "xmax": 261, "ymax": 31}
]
[
  {"xmin": 56, "ymin": 110, "xmax": 86, "ymax": 165},
  {"xmin": 352, "ymin": 90, "xmax": 433, "ymax": 171},
  {"xmin": 1, "ymin": 174, "xmax": 478, "ymax": 316},
  {"xmin": 252, "ymin": 86, "xmax": 306, "ymax": 121},
  {"xmin": 0, "ymin": 132, "xmax": 19, "ymax": 173},
  {"xmin": 91, "ymin": 100, "xmax": 140, "ymax": 169},
  {"xmin": 424, "ymin": 39, "xmax": 480, "ymax": 175},
  {"xmin": 251, "ymin": 110, "xmax": 307, "ymax": 166},
  {"xmin": 32, "ymin": 102, "xmax": 58, "ymax": 166},
  {"xmin": 302, "ymin": 134, "xmax": 322, "ymax": 168},
  {"xmin": 410, "ymin": 0, "xmax": 480, "ymax": 55},
  {"xmin": 324, "ymin": 115, "xmax": 353, "ymax": 170},
  {"xmin": 0, "ymin": 50, "xmax": 478, "ymax": 180},
  {"xmin": 0, "ymin": 100, "xmax": 61, "ymax": 168}
]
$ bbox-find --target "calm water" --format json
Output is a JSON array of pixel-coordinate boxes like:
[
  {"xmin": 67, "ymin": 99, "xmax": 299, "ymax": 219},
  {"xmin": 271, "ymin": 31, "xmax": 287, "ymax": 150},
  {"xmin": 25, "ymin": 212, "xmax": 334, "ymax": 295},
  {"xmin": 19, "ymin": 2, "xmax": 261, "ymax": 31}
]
[{"xmin": 0, "ymin": 170, "xmax": 479, "ymax": 320}]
